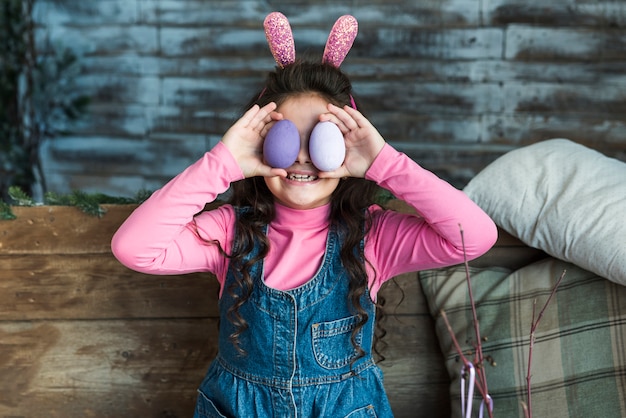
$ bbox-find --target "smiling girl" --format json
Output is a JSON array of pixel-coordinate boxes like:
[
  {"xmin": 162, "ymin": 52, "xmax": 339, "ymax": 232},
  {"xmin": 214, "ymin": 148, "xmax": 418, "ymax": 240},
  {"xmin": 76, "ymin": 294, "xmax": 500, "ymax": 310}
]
[{"xmin": 111, "ymin": 13, "xmax": 497, "ymax": 418}]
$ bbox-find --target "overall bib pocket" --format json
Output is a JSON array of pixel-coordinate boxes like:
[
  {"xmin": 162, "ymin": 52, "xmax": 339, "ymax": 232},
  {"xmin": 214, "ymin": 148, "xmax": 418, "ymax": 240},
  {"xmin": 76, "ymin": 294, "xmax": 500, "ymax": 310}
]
[{"xmin": 312, "ymin": 315, "xmax": 363, "ymax": 369}]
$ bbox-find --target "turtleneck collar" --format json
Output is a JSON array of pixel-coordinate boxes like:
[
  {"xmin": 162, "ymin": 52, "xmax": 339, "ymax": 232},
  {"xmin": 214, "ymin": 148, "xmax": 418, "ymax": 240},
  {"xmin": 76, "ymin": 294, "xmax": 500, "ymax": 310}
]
[{"xmin": 273, "ymin": 202, "xmax": 331, "ymax": 230}]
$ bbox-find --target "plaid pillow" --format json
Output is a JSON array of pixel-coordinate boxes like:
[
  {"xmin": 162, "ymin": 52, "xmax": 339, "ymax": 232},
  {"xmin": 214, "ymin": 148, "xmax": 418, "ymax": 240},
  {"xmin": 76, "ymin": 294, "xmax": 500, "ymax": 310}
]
[{"xmin": 419, "ymin": 258, "xmax": 626, "ymax": 417}]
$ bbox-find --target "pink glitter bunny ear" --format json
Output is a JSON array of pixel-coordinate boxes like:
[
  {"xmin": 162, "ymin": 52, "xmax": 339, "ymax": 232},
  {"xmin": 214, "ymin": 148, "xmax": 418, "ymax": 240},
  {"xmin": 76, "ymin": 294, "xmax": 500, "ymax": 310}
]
[
  {"xmin": 264, "ymin": 12, "xmax": 296, "ymax": 68},
  {"xmin": 322, "ymin": 15, "xmax": 358, "ymax": 67}
]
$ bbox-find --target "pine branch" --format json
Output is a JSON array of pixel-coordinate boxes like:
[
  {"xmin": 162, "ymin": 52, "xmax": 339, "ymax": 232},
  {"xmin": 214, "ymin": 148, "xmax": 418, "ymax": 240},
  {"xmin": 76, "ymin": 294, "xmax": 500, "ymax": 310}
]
[
  {"xmin": 0, "ymin": 202, "xmax": 17, "ymax": 220},
  {"xmin": 1, "ymin": 186, "xmax": 152, "ymax": 219},
  {"xmin": 8, "ymin": 186, "xmax": 35, "ymax": 206}
]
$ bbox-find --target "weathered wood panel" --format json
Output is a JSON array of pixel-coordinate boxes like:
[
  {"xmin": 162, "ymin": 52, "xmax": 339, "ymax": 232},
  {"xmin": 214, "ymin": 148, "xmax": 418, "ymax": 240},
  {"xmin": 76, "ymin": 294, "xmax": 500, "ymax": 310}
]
[
  {"xmin": 505, "ymin": 25, "xmax": 626, "ymax": 61},
  {"xmin": 0, "ymin": 204, "xmax": 459, "ymax": 417},
  {"xmin": 73, "ymin": 56, "xmax": 626, "ymax": 86},
  {"xmin": 0, "ymin": 256, "xmax": 429, "ymax": 321},
  {"xmin": 1, "ymin": 205, "xmax": 138, "ymax": 254},
  {"xmin": 31, "ymin": 0, "xmax": 626, "ymax": 197},
  {"xmin": 0, "ymin": 319, "xmax": 216, "ymax": 417},
  {"xmin": 0, "ymin": 254, "xmax": 218, "ymax": 320},
  {"xmin": 486, "ymin": 0, "xmax": 626, "ymax": 27}
]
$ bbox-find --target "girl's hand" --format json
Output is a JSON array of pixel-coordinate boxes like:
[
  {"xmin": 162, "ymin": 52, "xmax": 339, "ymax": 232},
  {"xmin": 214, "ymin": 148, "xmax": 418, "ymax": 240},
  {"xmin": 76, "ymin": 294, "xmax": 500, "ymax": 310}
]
[
  {"xmin": 318, "ymin": 103, "xmax": 386, "ymax": 179},
  {"xmin": 220, "ymin": 103, "xmax": 287, "ymax": 178}
]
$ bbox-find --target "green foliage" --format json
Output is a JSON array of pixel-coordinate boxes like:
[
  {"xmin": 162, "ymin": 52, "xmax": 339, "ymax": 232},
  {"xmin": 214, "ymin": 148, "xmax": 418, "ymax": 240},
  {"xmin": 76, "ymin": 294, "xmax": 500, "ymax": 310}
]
[
  {"xmin": 374, "ymin": 187, "xmax": 396, "ymax": 206},
  {"xmin": 8, "ymin": 186, "xmax": 35, "ymax": 206},
  {"xmin": 1, "ymin": 187, "xmax": 153, "ymax": 219},
  {"xmin": 0, "ymin": 202, "xmax": 17, "ymax": 220},
  {"xmin": 0, "ymin": 0, "xmax": 89, "ymax": 200},
  {"xmin": 0, "ymin": 0, "xmax": 31, "ymax": 199},
  {"xmin": 31, "ymin": 44, "xmax": 91, "ymax": 138},
  {"xmin": 63, "ymin": 190, "xmax": 108, "ymax": 218}
]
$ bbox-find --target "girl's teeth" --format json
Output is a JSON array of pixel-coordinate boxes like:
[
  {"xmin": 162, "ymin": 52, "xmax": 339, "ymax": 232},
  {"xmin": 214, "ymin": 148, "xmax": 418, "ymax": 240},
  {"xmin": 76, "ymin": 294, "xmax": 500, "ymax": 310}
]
[{"xmin": 288, "ymin": 174, "xmax": 318, "ymax": 182}]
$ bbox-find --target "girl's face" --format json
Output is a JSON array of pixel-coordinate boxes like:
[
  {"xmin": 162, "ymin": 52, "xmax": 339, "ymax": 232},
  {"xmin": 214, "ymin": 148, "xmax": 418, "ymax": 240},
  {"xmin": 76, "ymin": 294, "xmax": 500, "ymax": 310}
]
[{"xmin": 264, "ymin": 94, "xmax": 341, "ymax": 210}]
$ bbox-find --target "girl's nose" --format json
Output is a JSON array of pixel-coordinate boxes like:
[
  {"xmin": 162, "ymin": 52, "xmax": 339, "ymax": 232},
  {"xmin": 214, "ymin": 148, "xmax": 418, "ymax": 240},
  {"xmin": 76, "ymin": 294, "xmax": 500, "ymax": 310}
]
[{"xmin": 294, "ymin": 136, "xmax": 311, "ymax": 164}]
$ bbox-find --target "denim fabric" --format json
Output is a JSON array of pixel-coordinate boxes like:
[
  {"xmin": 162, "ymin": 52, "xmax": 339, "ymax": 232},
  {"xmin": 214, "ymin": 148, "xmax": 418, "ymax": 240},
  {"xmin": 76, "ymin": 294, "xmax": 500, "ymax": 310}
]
[{"xmin": 194, "ymin": 220, "xmax": 393, "ymax": 418}]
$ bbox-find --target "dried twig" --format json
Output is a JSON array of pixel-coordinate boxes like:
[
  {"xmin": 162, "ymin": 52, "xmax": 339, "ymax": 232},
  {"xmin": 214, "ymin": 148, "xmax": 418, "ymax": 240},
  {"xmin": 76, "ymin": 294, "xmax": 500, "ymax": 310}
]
[
  {"xmin": 439, "ymin": 225, "xmax": 493, "ymax": 417},
  {"xmin": 460, "ymin": 226, "xmax": 492, "ymax": 416},
  {"xmin": 442, "ymin": 225, "xmax": 565, "ymax": 418},
  {"xmin": 524, "ymin": 269, "xmax": 566, "ymax": 418},
  {"xmin": 441, "ymin": 310, "xmax": 491, "ymax": 405}
]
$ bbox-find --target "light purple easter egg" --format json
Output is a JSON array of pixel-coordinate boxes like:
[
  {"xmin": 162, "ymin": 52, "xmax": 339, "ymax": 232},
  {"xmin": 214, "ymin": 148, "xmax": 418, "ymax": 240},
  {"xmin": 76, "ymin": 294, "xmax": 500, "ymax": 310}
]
[
  {"xmin": 263, "ymin": 119, "xmax": 300, "ymax": 168},
  {"xmin": 309, "ymin": 121, "xmax": 345, "ymax": 171}
]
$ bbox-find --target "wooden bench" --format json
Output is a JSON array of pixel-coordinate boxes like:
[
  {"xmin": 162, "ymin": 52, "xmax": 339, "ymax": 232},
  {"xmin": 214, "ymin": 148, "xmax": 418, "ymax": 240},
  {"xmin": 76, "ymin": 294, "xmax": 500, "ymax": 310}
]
[{"xmin": 0, "ymin": 203, "xmax": 546, "ymax": 417}]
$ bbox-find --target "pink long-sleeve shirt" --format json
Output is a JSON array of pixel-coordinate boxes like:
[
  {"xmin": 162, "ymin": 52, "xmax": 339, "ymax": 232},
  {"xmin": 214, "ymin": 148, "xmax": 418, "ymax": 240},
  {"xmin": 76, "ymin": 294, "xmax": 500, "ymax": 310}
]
[{"xmin": 111, "ymin": 142, "xmax": 497, "ymax": 299}]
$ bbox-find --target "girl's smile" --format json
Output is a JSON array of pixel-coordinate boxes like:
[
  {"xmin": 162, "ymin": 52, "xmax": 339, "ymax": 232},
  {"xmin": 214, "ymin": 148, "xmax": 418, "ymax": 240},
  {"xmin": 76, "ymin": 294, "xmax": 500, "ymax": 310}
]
[{"xmin": 285, "ymin": 172, "xmax": 319, "ymax": 182}]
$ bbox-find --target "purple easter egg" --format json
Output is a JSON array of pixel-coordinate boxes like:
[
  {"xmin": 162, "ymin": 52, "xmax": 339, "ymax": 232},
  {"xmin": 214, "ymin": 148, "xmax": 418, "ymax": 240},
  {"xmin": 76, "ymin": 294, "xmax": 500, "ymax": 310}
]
[
  {"xmin": 263, "ymin": 120, "xmax": 300, "ymax": 168},
  {"xmin": 309, "ymin": 121, "xmax": 345, "ymax": 171}
]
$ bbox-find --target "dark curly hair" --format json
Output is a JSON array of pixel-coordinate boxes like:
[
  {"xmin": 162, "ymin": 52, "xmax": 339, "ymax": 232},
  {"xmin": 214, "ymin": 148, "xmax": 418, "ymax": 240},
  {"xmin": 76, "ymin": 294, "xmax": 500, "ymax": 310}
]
[{"xmin": 214, "ymin": 61, "xmax": 386, "ymax": 362}]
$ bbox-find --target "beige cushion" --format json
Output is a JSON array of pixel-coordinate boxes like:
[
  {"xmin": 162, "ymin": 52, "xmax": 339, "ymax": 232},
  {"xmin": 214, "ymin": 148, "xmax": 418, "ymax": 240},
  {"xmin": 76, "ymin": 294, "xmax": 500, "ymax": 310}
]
[{"xmin": 464, "ymin": 139, "xmax": 626, "ymax": 285}]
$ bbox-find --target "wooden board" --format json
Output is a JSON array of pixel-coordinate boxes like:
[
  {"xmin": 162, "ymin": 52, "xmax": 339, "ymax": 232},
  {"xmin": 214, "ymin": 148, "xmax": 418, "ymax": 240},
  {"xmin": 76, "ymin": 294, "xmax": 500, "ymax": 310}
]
[
  {"xmin": 0, "ymin": 254, "xmax": 218, "ymax": 320},
  {"xmin": 0, "ymin": 255, "xmax": 427, "ymax": 321},
  {"xmin": 1, "ymin": 205, "xmax": 140, "ymax": 255},
  {"xmin": 0, "ymin": 319, "xmax": 216, "ymax": 417}
]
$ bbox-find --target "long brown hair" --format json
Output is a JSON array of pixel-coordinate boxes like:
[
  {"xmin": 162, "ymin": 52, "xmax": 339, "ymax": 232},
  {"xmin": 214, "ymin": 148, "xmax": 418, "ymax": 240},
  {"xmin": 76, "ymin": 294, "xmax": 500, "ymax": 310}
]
[{"xmin": 221, "ymin": 61, "xmax": 384, "ymax": 361}]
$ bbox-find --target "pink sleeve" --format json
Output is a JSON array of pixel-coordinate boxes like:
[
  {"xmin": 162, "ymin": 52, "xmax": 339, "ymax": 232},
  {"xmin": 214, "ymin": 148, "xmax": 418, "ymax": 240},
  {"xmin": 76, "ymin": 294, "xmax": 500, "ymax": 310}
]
[
  {"xmin": 111, "ymin": 142, "xmax": 242, "ymax": 284},
  {"xmin": 364, "ymin": 144, "xmax": 497, "ymax": 294}
]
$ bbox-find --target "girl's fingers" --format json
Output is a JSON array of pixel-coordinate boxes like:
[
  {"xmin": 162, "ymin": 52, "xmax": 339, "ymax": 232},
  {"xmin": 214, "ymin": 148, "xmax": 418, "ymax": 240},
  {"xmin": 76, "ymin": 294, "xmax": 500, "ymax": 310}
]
[
  {"xmin": 243, "ymin": 102, "xmax": 277, "ymax": 129},
  {"xmin": 343, "ymin": 105, "xmax": 372, "ymax": 128},
  {"xmin": 259, "ymin": 111, "xmax": 283, "ymax": 136},
  {"xmin": 256, "ymin": 165, "xmax": 288, "ymax": 178},
  {"xmin": 317, "ymin": 165, "xmax": 350, "ymax": 179},
  {"xmin": 319, "ymin": 111, "xmax": 351, "ymax": 135},
  {"xmin": 325, "ymin": 103, "xmax": 361, "ymax": 129},
  {"xmin": 269, "ymin": 167, "xmax": 288, "ymax": 178}
]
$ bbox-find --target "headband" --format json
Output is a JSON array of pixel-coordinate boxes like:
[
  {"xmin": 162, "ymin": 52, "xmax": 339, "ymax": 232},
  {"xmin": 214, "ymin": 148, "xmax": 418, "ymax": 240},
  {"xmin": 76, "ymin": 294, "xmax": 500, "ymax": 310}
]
[
  {"xmin": 263, "ymin": 12, "xmax": 358, "ymax": 109},
  {"xmin": 263, "ymin": 12, "xmax": 358, "ymax": 69}
]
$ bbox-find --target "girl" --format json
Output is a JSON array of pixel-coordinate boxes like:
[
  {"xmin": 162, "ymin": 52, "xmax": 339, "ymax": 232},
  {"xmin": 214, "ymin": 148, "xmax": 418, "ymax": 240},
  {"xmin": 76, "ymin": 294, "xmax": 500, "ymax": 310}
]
[{"xmin": 111, "ymin": 13, "xmax": 497, "ymax": 418}]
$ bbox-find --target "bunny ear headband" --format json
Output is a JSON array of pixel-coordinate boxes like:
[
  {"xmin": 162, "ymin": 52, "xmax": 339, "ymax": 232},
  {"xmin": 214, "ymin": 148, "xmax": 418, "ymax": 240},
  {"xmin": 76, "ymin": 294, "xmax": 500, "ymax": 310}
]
[
  {"xmin": 263, "ymin": 12, "xmax": 358, "ymax": 110},
  {"xmin": 263, "ymin": 12, "xmax": 358, "ymax": 69}
]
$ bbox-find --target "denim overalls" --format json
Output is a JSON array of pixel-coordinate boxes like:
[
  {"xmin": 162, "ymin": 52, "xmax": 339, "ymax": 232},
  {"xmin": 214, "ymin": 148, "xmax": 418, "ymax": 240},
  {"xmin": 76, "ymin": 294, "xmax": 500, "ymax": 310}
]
[{"xmin": 194, "ymin": 219, "xmax": 393, "ymax": 418}]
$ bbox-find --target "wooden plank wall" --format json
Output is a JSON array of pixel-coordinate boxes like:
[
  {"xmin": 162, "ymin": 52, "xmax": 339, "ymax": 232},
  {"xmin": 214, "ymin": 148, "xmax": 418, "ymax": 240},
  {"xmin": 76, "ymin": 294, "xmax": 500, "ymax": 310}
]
[
  {"xmin": 34, "ymin": 0, "xmax": 626, "ymax": 197},
  {"xmin": 0, "ymin": 204, "xmax": 453, "ymax": 417}
]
